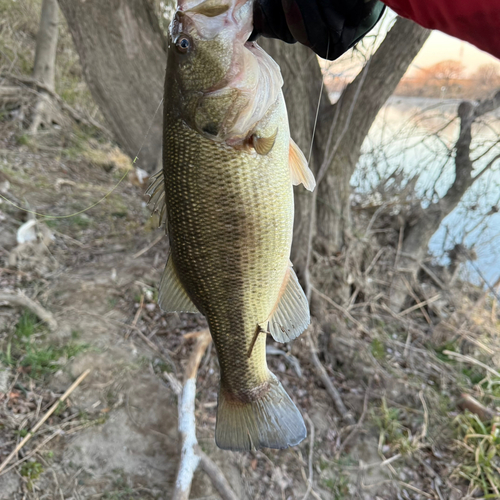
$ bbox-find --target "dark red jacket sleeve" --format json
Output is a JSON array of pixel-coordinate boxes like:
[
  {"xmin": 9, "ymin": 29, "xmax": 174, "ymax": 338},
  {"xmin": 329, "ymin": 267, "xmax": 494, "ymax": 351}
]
[{"xmin": 383, "ymin": 0, "xmax": 500, "ymax": 60}]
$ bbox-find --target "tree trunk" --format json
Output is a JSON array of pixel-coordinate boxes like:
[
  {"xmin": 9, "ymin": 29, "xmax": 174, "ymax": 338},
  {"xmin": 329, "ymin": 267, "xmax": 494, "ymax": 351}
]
[
  {"xmin": 30, "ymin": 0, "xmax": 59, "ymax": 133},
  {"xmin": 315, "ymin": 18, "xmax": 430, "ymax": 255},
  {"xmin": 57, "ymin": 0, "xmax": 168, "ymax": 172},
  {"xmin": 389, "ymin": 91, "xmax": 500, "ymax": 311},
  {"xmin": 33, "ymin": 0, "xmax": 59, "ymax": 90}
]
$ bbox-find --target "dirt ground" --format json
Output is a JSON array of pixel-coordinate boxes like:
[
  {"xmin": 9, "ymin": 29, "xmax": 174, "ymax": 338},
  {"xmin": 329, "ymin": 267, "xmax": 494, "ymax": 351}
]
[{"xmin": 1, "ymin": 121, "xmax": 500, "ymax": 500}]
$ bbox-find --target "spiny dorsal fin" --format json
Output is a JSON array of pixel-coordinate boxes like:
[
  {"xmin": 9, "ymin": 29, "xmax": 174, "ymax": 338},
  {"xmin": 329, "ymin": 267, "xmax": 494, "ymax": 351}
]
[
  {"xmin": 266, "ymin": 265, "xmax": 310, "ymax": 343},
  {"xmin": 146, "ymin": 170, "xmax": 168, "ymax": 230},
  {"xmin": 252, "ymin": 129, "xmax": 278, "ymax": 156},
  {"xmin": 158, "ymin": 256, "xmax": 199, "ymax": 313},
  {"xmin": 188, "ymin": 0, "xmax": 230, "ymax": 17},
  {"xmin": 289, "ymin": 139, "xmax": 316, "ymax": 191}
]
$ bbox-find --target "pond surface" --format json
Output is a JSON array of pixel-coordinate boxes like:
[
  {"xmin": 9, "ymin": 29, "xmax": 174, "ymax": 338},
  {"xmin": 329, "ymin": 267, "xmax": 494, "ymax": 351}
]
[{"xmin": 354, "ymin": 95, "xmax": 500, "ymax": 284}]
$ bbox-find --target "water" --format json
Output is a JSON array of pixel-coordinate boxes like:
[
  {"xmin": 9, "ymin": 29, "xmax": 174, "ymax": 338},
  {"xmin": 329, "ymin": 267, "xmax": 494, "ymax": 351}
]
[{"xmin": 353, "ymin": 95, "xmax": 500, "ymax": 285}]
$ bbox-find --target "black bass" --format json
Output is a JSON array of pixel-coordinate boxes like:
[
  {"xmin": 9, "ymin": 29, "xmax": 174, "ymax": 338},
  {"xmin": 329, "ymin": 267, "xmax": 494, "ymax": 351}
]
[{"xmin": 148, "ymin": 0, "xmax": 315, "ymax": 451}]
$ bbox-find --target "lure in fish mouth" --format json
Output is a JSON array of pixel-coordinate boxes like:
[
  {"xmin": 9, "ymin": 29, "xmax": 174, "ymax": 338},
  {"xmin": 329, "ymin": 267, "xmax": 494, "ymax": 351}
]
[{"xmin": 148, "ymin": 0, "xmax": 316, "ymax": 451}]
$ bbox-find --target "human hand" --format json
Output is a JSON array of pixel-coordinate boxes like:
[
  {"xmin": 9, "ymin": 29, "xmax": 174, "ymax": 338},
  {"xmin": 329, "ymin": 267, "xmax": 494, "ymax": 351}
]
[{"xmin": 251, "ymin": 0, "xmax": 385, "ymax": 60}]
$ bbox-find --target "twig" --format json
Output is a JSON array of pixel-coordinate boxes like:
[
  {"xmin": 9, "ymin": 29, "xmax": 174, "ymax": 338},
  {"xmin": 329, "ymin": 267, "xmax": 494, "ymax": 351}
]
[
  {"xmin": 133, "ymin": 233, "xmax": 164, "ymax": 259},
  {"xmin": 173, "ymin": 331, "xmax": 211, "ymax": 500},
  {"xmin": 312, "ymin": 286, "xmax": 371, "ymax": 336},
  {"xmin": 301, "ymin": 414, "xmax": 315, "ymax": 500},
  {"xmin": 465, "ymin": 253, "xmax": 500, "ymax": 305},
  {"xmin": 419, "ymin": 262, "xmax": 447, "ymax": 290},
  {"xmin": 197, "ymin": 449, "xmax": 238, "ymax": 500},
  {"xmin": 168, "ymin": 330, "xmax": 238, "ymax": 499},
  {"xmin": 183, "ymin": 330, "xmax": 211, "ymax": 381},
  {"xmin": 443, "ymin": 350, "xmax": 500, "ymax": 378},
  {"xmin": 131, "ymin": 295, "xmax": 144, "ymax": 329},
  {"xmin": 0, "ymin": 429, "xmax": 61, "ymax": 477},
  {"xmin": 336, "ymin": 379, "xmax": 372, "ymax": 457},
  {"xmin": 401, "ymin": 276, "xmax": 432, "ymax": 324},
  {"xmin": 266, "ymin": 346, "xmax": 302, "ymax": 377},
  {"xmin": 0, "ymin": 292, "xmax": 58, "ymax": 331},
  {"xmin": 359, "ymin": 453, "xmax": 402, "ymax": 472},
  {"xmin": 443, "ymin": 350, "xmax": 500, "ymax": 379},
  {"xmin": 399, "ymin": 293, "xmax": 440, "ymax": 317},
  {"xmin": 418, "ymin": 390, "xmax": 428, "ymax": 440},
  {"xmin": 307, "ymin": 330, "xmax": 355, "ymax": 425},
  {"xmin": 173, "ymin": 385, "xmax": 202, "ymax": 499},
  {"xmin": 364, "ymin": 247, "xmax": 386, "ymax": 277},
  {"xmin": 0, "ymin": 369, "xmax": 91, "ymax": 474},
  {"xmin": 398, "ymin": 480, "xmax": 434, "ymax": 499}
]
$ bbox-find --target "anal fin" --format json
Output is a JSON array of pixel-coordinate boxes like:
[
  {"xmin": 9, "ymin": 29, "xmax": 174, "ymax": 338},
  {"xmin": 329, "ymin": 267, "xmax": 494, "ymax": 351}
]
[
  {"xmin": 289, "ymin": 139, "xmax": 316, "ymax": 191},
  {"xmin": 266, "ymin": 265, "xmax": 310, "ymax": 343},
  {"xmin": 158, "ymin": 256, "xmax": 199, "ymax": 314}
]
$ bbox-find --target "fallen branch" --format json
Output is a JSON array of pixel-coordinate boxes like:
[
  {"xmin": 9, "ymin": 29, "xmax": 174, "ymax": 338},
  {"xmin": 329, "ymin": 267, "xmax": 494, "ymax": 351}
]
[
  {"xmin": 0, "ymin": 292, "xmax": 58, "ymax": 331},
  {"xmin": 0, "ymin": 368, "xmax": 91, "ymax": 474},
  {"xmin": 307, "ymin": 330, "xmax": 355, "ymax": 425},
  {"xmin": 170, "ymin": 330, "xmax": 238, "ymax": 500}
]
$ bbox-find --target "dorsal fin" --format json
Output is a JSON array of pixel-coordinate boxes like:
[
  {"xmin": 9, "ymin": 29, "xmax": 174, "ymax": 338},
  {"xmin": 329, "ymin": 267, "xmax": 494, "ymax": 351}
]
[
  {"xmin": 158, "ymin": 256, "xmax": 199, "ymax": 314},
  {"xmin": 265, "ymin": 265, "xmax": 310, "ymax": 343},
  {"xmin": 289, "ymin": 139, "xmax": 316, "ymax": 192}
]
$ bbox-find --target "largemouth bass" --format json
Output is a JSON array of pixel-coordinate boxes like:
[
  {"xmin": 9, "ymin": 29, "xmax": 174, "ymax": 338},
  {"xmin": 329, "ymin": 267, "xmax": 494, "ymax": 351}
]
[{"xmin": 147, "ymin": 0, "xmax": 315, "ymax": 451}]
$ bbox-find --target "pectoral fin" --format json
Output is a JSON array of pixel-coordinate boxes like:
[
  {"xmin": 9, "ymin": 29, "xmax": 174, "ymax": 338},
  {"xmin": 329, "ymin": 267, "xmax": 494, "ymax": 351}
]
[
  {"xmin": 266, "ymin": 265, "xmax": 310, "ymax": 343},
  {"xmin": 289, "ymin": 139, "xmax": 316, "ymax": 191},
  {"xmin": 252, "ymin": 129, "xmax": 279, "ymax": 156},
  {"xmin": 158, "ymin": 256, "xmax": 199, "ymax": 314}
]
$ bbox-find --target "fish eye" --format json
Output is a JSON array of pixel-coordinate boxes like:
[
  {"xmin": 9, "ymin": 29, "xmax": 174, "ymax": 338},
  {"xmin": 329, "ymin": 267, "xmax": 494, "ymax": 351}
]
[{"xmin": 176, "ymin": 35, "xmax": 191, "ymax": 54}]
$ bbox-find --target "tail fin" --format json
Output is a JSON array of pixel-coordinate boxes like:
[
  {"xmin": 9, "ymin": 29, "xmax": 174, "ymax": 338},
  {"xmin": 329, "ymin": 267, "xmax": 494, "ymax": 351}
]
[{"xmin": 215, "ymin": 373, "xmax": 306, "ymax": 451}]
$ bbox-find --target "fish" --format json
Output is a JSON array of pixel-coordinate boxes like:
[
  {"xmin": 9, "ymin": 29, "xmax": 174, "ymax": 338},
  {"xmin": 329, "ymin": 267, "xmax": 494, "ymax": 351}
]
[{"xmin": 147, "ymin": 0, "xmax": 316, "ymax": 451}]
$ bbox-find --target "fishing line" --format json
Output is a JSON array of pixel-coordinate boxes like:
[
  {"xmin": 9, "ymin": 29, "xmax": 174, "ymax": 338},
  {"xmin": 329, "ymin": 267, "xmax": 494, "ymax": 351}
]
[
  {"xmin": 308, "ymin": 39, "xmax": 329, "ymax": 165},
  {"xmin": 0, "ymin": 97, "xmax": 164, "ymax": 220}
]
